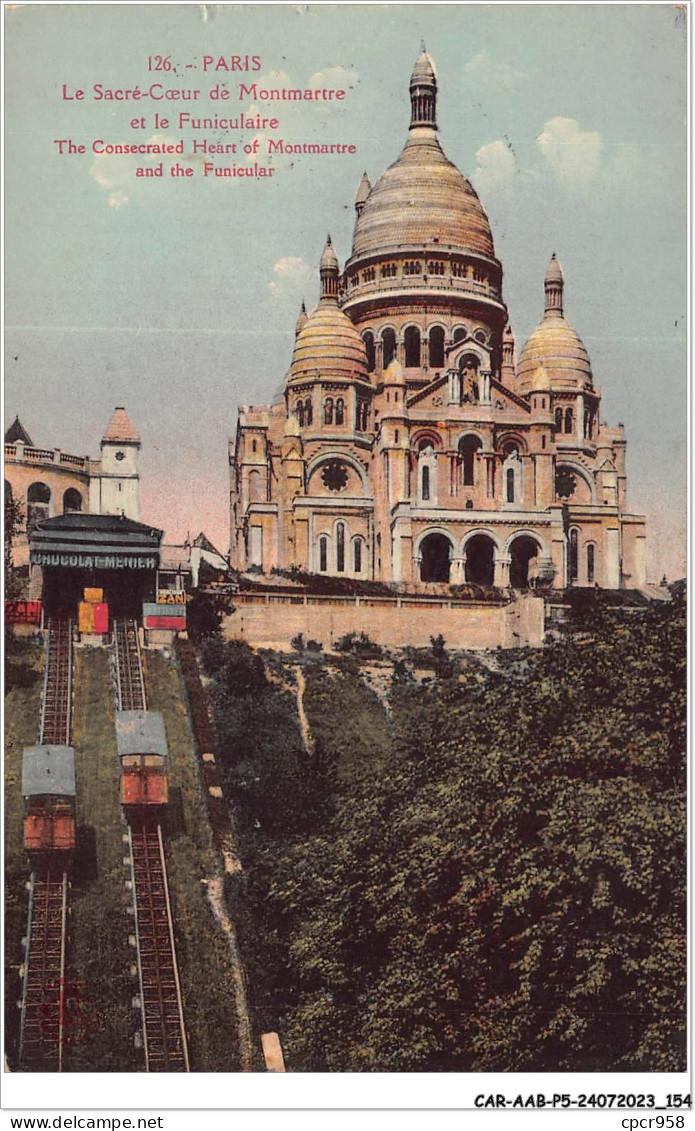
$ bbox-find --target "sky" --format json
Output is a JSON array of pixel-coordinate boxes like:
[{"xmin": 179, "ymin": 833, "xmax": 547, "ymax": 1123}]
[{"xmin": 4, "ymin": 2, "xmax": 687, "ymax": 580}]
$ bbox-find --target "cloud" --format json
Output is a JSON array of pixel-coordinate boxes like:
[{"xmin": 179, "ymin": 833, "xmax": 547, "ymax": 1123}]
[
  {"xmin": 90, "ymin": 152, "xmax": 133, "ymax": 207},
  {"xmin": 536, "ymin": 116, "xmax": 602, "ymax": 186},
  {"xmin": 257, "ymin": 69, "xmax": 292, "ymax": 89},
  {"xmin": 89, "ymin": 134, "xmax": 183, "ymax": 207},
  {"xmin": 107, "ymin": 190, "xmax": 129, "ymax": 210},
  {"xmin": 268, "ymin": 256, "xmax": 313, "ymax": 297},
  {"xmin": 472, "ymin": 138, "xmax": 516, "ymax": 197},
  {"xmin": 464, "ymin": 51, "xmax": 529, "ymax": 92},
  {"xmin": 308, "ymin": 64, "xmax": 359, "ymax": 91}
]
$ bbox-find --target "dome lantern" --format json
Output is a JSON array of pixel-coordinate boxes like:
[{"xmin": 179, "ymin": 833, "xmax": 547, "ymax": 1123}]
[
  {"xmin": 409, "ymin": 43, "xmax": 437, "ymax": 131},
  {"xmin": 545, "ymin": 253, "xmax": 564, "ymax": 318},
  {"xmin": 319, "ymin": 235, "xmax": 339, "ymax": 300}
]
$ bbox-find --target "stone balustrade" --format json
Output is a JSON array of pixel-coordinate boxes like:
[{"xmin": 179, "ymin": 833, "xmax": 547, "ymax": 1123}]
[{"xmin": 5, "ymin": 442, "xmax": 89, "ymax": 472}]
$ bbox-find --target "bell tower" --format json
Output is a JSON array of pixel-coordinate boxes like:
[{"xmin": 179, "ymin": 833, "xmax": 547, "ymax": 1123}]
[{"xmin": 95, "ymin": 406, "xmax": 141, "ymax": 521}]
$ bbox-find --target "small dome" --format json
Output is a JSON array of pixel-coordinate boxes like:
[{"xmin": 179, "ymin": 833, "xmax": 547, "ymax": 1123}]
[
  {"xmin": 518, "ymin": 257, "xmax": 592, "ymax": 394},
  {"xmin": 295, "ymin": 301, "xmax": 308, "ymax": 335},
  {"xmin": 518, "ymin": 318, "xmax": 592, "ymax": 393},
  {"xmin": 290, "ymin": 240, "xmax": 369, "ymax": 383},
  {"xmin": 289, "ymin": 302, "xmax": 368, "ymax": 383}
]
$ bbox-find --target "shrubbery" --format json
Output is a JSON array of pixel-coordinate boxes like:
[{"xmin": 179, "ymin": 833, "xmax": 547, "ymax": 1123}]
[{"xmin": 229, "ymin": 600, "xmax": 686, "ymax": 1072}]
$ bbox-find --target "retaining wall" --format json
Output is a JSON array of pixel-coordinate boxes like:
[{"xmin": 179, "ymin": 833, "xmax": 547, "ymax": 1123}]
[{"xmin": 222, "ymin": 593, "xmax": 545, "ymax": 650}]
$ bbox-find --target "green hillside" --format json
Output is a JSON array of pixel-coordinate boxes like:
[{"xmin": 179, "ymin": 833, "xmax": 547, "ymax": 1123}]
[{"xmin": 205, "ymin": 596, "xmax": 686, "ymax": 1072}]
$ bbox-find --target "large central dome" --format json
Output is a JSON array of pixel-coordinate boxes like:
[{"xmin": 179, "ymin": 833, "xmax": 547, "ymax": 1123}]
[
  {"xmin": 350, "ymin": 50, "xmax": 495, "ymax": 260},
  {"xmin": 352, "ymin": 132, "xmax": 494, "ymax": 259}
]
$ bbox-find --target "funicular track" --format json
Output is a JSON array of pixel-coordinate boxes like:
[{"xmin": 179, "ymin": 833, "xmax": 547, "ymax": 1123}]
[
  {"xmin": 19, "ymin": 617, "xmax": 73, "ymax": 1071},
  {"xmin": 113, "ymin": 619, "xmax": 189, "ymax": 1072}
]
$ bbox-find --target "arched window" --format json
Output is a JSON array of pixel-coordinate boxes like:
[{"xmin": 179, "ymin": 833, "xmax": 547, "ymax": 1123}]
[
  {"xmin": 252, "ymin": 439, "xmax": 257, "ymax": 453},
  {"xmin": 305, "ymin": 398, "xmax": 313, "ymax": 426},
  {"xmin": 296, "ymin": 400, "xmax": 304, "ymax": 426},
  {"xmin": 4, "ymin": 480, "xmax": 12, "ymax": 502},
  {"xmin": 428, "ymin": 326, "xmax": 445, "ymax": 368},
  {"xmin": 422, "ymin": 465, "xmax": 430, "ymax": 501},
  {"xmin": 587, "ymin": 543, "xmax": 595, "ymax": 584},
  {"xmin": 360, "ymin": 402, "xmax": 369, "ymax": 431},
  {"xmin": 404, "ymin": 326, "xmax": 421, "ymax": 367},
  {"xmin": 336, "ymin": 523, "xmax": 345, "ymax": 573},
  {"xmin": 458, "ymin": 435, "xmax": 482, "ymax": 487},
  {"xmin": 353, "ymin": 538, "xmax": 363, "ymax": 574},
  {"xmin": 27, "ymin": 481, "xmax": 51, "ymax": 532},
  {"xmin": 555, "ymin": 407, "xmax": 563, "ymax": 432},
  {"xmin": 382, "ymin": 328, "xmax": 396, "ymax": 368},
  {"xmin": 506, "ymin": 468, "xmax": 515, "ymax": 503},
  {"xmin": 453, "ymin": 326, "xmax": 466, "ymax": 344},
  {"xmin": 324, "ymin": 397, "xmax": 333, "ymax": 425},
  {"xmin": 335, "ymin": 398, "xmax": 345, "ymax": 425},
  {"xmin": 363, "ymin": 331, "xmax": 376, "ymax": 372},
  {"xmin": 569, "ymin": 528, "xmax": 579, "ymax": 582},
  {"xmin": 319, "ymin": 536, "xmax": 328, "ymax": 573},
  {"xmin": 564, "ymin": 407, "xmax": 574, "ymax": 434},
  {"xmin": 63, "ymin": 488, "xmax": 83, "ymax": 513}
]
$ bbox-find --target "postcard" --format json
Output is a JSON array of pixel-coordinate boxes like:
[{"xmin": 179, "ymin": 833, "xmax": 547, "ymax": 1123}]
[{"xmin": 3, "ymin": 1, "xmax": 688, "ymax": 1122}]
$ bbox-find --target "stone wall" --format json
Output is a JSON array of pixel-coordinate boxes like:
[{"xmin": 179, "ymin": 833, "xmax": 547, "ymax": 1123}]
[{"xmin": 222, "ymin": 592, "xmax": 545, "ymax": 650}]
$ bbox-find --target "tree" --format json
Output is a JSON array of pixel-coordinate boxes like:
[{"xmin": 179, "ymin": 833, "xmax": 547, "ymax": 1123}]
[
  {"xmin": 186, "ymin": 590, "xmax": 234, "ymax": 642},
  {"xmin": 4, "ymin": 493, "xmax": 24, "ymax": 601},
  {"xmin": 232, "ymin": 601, "xmax": 686, "ymax": 1072}
]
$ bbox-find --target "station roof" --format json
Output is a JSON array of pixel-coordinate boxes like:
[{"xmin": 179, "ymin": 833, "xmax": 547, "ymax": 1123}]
[
  {"xmin": 115, "ymin": 711, "xmax": 168, "ymax": 758},
  {"xmin": 30, "ymin": 513, "xmax": 162, "ymax": 570},
  {"xmin": 22, "ymin": 746, "xmax": 76, "ymax": 797}
]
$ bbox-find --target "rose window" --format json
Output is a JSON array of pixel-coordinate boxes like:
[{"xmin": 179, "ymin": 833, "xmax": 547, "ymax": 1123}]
[
  {"xmin": 555, "ymin": 468, "xmax": 577, "ymax": 499},
  {"xmin": 321, "ymin": 460, "xmax": 349, "ymax": 492}
]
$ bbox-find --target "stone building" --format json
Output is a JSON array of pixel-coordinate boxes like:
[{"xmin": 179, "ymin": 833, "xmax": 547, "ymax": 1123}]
[
  {"xmin": 229, "ymin": 50, "xmax": 647, "ymax": 591},
  {"xmin": 5, "ymin": 407, "xmax": 141, "ymax": 567}
]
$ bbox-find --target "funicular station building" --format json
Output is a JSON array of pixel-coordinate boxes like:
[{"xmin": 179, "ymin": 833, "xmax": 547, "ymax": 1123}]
[
  {"xmin": 229, "ymin": 50, "xmax": 647, "ymax": 594},
  {"xmin": 6, "ymin": 408, "xmax": 186, "ymax": 635}
]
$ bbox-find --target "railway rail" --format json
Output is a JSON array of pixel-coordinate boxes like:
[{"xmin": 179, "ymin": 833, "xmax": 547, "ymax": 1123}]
[
  {"xmin": 113, "ymin": 619, "xmax": 189, "ymax": 1072},
  {"xmin": 114, "ymin": 618, "xmax": 147, "ymax": 712},
  {"xmin": 19, "ymin": 870, "xmax": 68, "ymax": 1071},
  {"xmin": 40, "ymin": 616, "xmax": 74, "ymax": 745},
  {"xmin": 20, "ymin": 617, "xmax": 73, "ymax": 1071}
]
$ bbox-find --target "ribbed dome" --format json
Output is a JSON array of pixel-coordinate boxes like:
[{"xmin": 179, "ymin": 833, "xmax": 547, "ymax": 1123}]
[
  {"xmin": 518, "ymin": 255, "xmax": 593, "ymax": 393},
  {"xmin": 289, "ymin": 300, "xmax": 368, "ymax": 382},
  {"xmin": 289, "ymin": 237, "xmax": 369, "ymax": 383},
  {"xmin": 351, "ymin": 131, "xmax": 494, "ymax": 259},
  {"xmin": 518, "ymin": 316, "xmax": 592, "ymax": 393}
]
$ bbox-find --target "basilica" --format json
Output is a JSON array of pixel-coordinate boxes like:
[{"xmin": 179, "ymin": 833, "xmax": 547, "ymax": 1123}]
[{"xmin": 229, "ymin": 50, "xmax": 646, "ymax": 591}]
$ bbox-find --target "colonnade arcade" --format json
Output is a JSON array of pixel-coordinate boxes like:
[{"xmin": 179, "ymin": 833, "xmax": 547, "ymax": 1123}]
[
  {"xmin": 415, "ymin": 528, "xmax": 553, "ymax": 588},
  {"xmin": 361, "ymin": 323, "xmax": 491, "ymax": 373}
]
